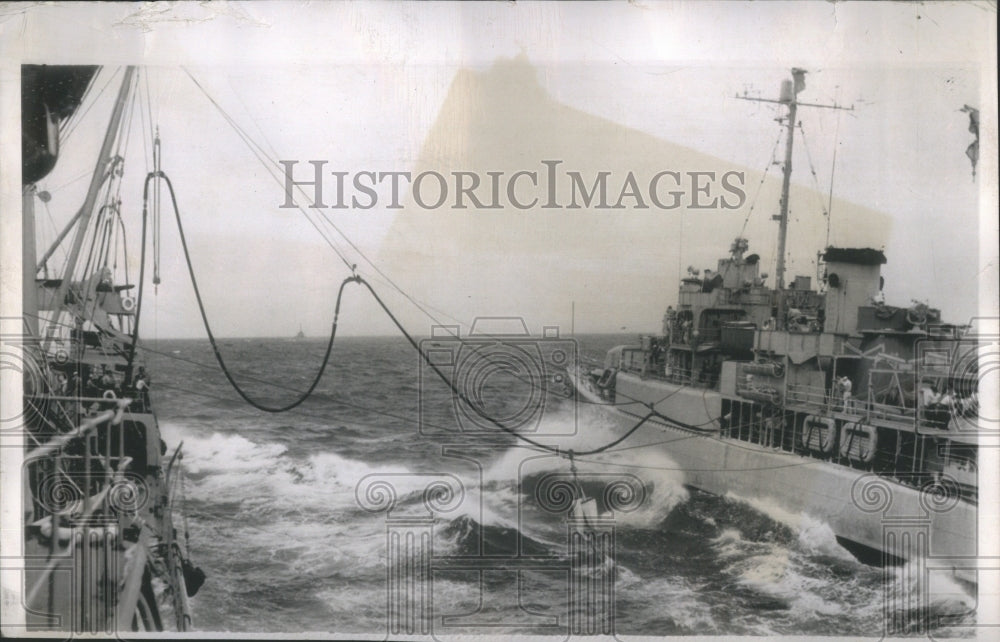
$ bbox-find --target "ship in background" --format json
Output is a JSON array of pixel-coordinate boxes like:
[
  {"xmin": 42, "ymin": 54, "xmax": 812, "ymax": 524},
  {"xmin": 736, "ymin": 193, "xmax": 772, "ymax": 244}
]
[
  {"xmin": 573, "ymin": 69, "xmax": 983, "ymax": 586},
  {"xmin": 19, "ymin": 65, "xmax": 202, "ymax": 632}
]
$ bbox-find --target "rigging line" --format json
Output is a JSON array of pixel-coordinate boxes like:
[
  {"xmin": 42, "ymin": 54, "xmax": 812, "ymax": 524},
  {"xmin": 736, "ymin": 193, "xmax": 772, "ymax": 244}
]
[
  {"xmin": 359, "ymin": 274, "xmax": 726, "ymax": 445},
  {"xmin": 220, "ymin": 111, "xmax": 353, "ymax": 270},
  {"xmin": 227, "ymin": 77, "xmax": 283, "ymax": 166},
  {"xmin": 58, "ymin": 67, "xmax": 95, "ymax": 137},
  {"xmin": 62, "ymin": 67, "xmax": 121, "ymax": 147},
  {"xmin": 182, "ymin": 72, "xmax": 561, "ymax": 382},
  {"xmin": 716, "ymin": 127, "xmax": 785, "ymax": 284},
  {"xmin": 112, "ymin": 210, "xmax": 120, "ymax": 270},
  {"xmin": 138, "ymin": 70, "xmax": 152, "ymax": 171},
  {"xmin": 178, "ymin": 68, "xmax": 476, "ymax": 341},
  {"xmin": 175, "ymin": 71, "xmax": 664, "ymax": 414},
  {"xmin": 354, "ymin": 273, "xmax": 661, "ymax": 456},
  {"xmin": 39, "ymin": 198, "xmax": 67, "ymax": 272},
  {"xmin": 32, "ymin": 305, "xmax": 591, "ymax": 416},
  {"xmin": 155, "ymin": 170, "xmax": 348, "ymax": 412},
  {"xmin": 161, "ymin": 165, "xmax": 654, "ymax": 454},
  {"xmin": 178, "ymin": 72, "xmax": 345, "ymax": 258},
  {"xmin": 796, "ymin": 123, "xmax": 829, "ymax": 218},
  {"xmin": 116, "ymin": 214, "xmax": 130, "ymax": 292},
  {"xmin": 178, "ymin": 67, "xmax": 354, "ymax": 271},
  {"xmin": 595, "ymin": 431, "xmax": 703, "ymax": 455},
  {"xmin": 738, "ymin": 127, "xmax": 785, "ymax": 240},
  {"xmin": 826, "ymin": 109, "xmax": 842, "ymax": 248},
  {"xmin": 76, "ymin": 200, "xmax": 105, "ymax": 296},
  {"xmin": 143, "ymin": 68, "xmax": 155, "ymax": 146},
  {"xmin": 189, "ymin": 71, "xmax": 559, "ymax": 350},
  {"xmin": 45, "ymin": 169, "xmax": 93, "ymax": 193}
]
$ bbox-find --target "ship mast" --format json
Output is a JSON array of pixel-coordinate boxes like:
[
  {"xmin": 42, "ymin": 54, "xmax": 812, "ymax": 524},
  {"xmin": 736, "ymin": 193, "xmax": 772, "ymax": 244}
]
[
  {"xmin": 42, "ymin": 66, "xmax": 136, "ymax": 352},
  {"xmin": 774, "ymin": 69, "xmax": 803, "ymax": 291},
  {"xmin": 737, "ymin": 68, "xmax": 851, "ymax": 291}
]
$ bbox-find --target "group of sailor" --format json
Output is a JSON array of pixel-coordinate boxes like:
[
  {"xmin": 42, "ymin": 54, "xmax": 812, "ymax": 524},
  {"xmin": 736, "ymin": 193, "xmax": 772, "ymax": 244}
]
[
  {"xmin": 49, "ymin": 363, "xmax": 152, "ymax": 417},
  {"xmin": 921, "ymin": 384, "xmax": 977, "ymax": 427}
]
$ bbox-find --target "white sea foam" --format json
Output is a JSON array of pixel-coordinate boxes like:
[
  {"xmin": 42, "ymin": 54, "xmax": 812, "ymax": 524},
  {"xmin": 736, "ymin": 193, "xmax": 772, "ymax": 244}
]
[
  {"xmin": 618, "ymin": 575, "xmax": 719, "ymax": 633},
  {"xmin": 484, "ymin": 409, "xmax": 690, "ymax": 531},
  {"xmin": 723, "ymin": 491, "xmax": 856, "ymax": 561}
]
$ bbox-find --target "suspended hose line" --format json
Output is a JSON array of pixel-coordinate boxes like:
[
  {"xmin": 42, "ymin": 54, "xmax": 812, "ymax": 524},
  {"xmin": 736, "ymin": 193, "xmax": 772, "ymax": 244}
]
[
  {"xmin": 144, "ymin": 171, "xmax": 344, "ymax": 413},
  {"xmin": 144, "ymin": 169, "xmax": 719, "ymax": 456}
]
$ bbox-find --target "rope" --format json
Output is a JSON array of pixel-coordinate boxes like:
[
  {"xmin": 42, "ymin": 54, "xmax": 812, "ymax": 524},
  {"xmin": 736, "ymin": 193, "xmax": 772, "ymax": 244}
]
[
  {"xmin": 151, "ymin": 170, "xmax": 349, "ymax": 413},
  {"xmin": 796, "ymin": 123, "xmax": 830, "ymax": 220},
  {"xmin": 157, "ymin": 167, "xmax": 674, "ymax": 454},
  {"xmin": 716, "ymin": 127, "xmax": 784, "ymax": 285},
  {"xmin": 142, "ymin": 119, "xmax": 729, "ymax": 452}
]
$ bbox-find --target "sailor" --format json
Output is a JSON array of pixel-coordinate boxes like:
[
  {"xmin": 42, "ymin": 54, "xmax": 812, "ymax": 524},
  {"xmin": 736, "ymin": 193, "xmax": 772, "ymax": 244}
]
[
  {"xmin": 135, "ymin": 367, "xmax": 150, "ymax": 409},
  {"xmin": 66, "ymin": 371, "xmax": 80, "ymax": 398},
  {"xmin": 837, "ymin": 376, "xmax": 853, "ymax": 411},
  {"xmin": 55, "ymin": 372, "xmax": 68, "ymax": 395},
  {"xmin": 96, "ymin": 266, "xmax": 114, "ymax": 292},
  {"xmin": 99, "ymin": 365, "xmax": 116, "ymax": 391},
  {"xmin": 85, "ymin": 368, "xmax": 102, "ymax": 398}
]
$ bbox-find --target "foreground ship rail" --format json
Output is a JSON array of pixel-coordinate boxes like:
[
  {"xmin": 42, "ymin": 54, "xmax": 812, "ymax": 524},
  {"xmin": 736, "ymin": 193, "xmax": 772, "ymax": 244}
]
[
  {"xmin": 20, "ymin": 64, "xmax": 202, "ymax": 632},
  {"xmin": 571, "ymin": 69, "xmax": 982, "ymax": 587}
]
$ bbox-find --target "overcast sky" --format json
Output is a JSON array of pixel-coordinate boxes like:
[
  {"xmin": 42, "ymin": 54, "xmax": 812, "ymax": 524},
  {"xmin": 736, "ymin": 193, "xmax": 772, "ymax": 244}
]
[{"xmin": 2, "ymin": 2, "xmax": 996, "ymax": 338}]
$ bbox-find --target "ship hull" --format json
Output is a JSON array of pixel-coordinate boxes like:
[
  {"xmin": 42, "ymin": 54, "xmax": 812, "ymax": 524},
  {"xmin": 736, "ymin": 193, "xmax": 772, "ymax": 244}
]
[{"xmin": 573, "ymin": 370, "xmax": 977, "ymax": 585}]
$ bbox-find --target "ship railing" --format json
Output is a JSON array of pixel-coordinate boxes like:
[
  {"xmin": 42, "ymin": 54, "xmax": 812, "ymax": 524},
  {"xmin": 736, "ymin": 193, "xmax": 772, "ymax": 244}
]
[
  {"xmin": 866, "ymin": 394, "xmax": 915, "ymax": 422},
  {"xmin": 656, "ymin": 365, "xmax": 701, "ymax": 386},
  {"xmin": 787, "ymin": 384, "xmax": 923, "ymax": 426},
  {"xmin": 25, "ymin": 397, "xmax": 137, "ymax": 530},
  {"xmin": 784, "ymin": 383, "xmax": 832, "ymax": 411}
]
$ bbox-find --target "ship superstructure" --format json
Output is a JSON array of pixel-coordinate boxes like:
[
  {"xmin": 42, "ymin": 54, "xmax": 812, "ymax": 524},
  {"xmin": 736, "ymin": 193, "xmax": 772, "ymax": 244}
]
[
  {"xmin": 576, "ymin": 69, "xmax": 982, "ymax": 581},
  {"xmin": 19, "ymin": 65, "xmax": 201, "ymax": 632}
]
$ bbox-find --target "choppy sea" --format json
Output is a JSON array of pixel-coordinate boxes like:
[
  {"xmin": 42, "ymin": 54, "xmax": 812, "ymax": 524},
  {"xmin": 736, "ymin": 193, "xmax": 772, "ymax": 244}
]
[{"xmin": 144, "ymin": 334, "xmax": 975, "ymax": 635}]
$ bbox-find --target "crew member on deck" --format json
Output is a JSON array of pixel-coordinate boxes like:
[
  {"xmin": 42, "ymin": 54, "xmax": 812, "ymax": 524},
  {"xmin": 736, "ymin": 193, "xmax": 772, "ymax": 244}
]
[{"xmin": 837, "ymin": 376, "xmax": 853, "ymax": 411}]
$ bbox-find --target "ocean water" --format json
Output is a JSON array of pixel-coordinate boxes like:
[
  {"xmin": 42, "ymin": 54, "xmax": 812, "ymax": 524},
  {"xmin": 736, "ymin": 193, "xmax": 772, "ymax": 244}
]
[{"xmin": 144, "ymin": 334, "xmax": 976, "ymax": 635}]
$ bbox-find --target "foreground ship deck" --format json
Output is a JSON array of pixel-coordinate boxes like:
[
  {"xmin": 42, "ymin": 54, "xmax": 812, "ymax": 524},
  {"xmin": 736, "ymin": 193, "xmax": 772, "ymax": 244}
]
[{"xmin": 20, "ymin": 64, "xmax": 201, "ymax": 633}]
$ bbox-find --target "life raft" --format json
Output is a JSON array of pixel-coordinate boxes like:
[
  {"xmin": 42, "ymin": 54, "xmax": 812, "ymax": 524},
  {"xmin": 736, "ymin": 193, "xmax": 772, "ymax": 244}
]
[
  {"xmin": 743, "ymin": 361, "xmax": 784, "ymax": 378},
  {"xmin": 801, "ymin": 415, "xmax": 837, "ymax": 454},
  {"xmin": 839, "ymin": 422, "xmax": 877, "ymax": 464}
]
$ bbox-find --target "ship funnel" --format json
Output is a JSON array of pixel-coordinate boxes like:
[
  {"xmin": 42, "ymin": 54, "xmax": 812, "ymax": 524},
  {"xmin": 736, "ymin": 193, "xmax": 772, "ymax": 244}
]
[{"xmin": 822, "ymin": 247, "xmax": 886, "ymax": 335}]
